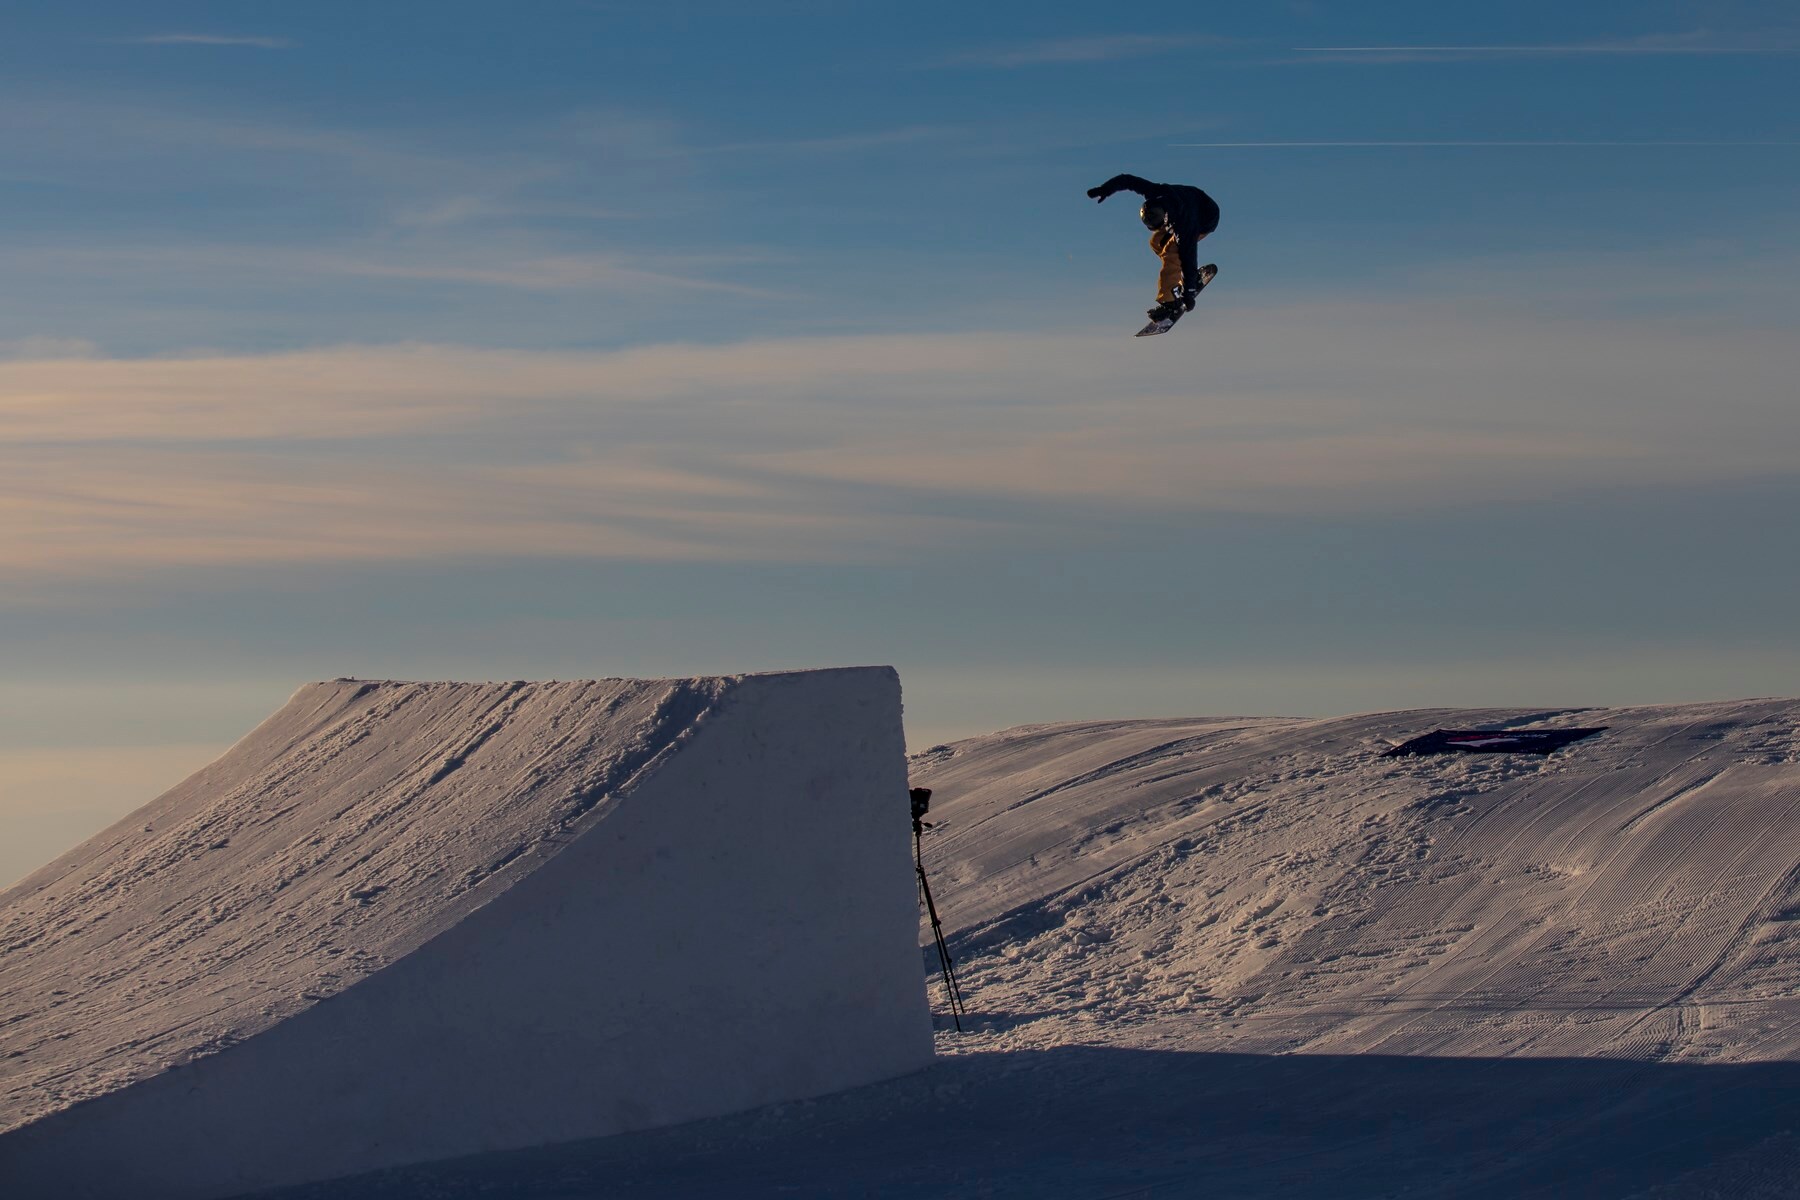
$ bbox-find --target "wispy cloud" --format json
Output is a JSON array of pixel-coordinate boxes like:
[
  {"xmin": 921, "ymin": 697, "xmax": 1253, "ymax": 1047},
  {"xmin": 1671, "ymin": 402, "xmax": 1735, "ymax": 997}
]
[
  {"xmin": 0, "ymin": 95, "xmax": 544, "ymax": 202},
  {"xmin": 934, "ymin": 33, "xmax": 1228, "ymax": 69},
  {"xmin": 0, "ymin": 94, "xmax": 694, "ymax": 244},
  {"xmin": 127, "ymin": 34, "xmax": 297, "ymax": 49},
  {"xmin": 0, "ymin": 95, "xmax": 768, "ymax": 294},
  {"xmin": 33, "ymin": 242, "xmax": 773, "ymax": 296},
  {"xmin": 2, "ymin": 278, "xmax": 1796, "ymax": 579},
  {"xmin": 1291, "ymin": 32, "xmax": 1799, "ymax": 63},
  {"xmin": 0, "ymin": 336, "xmax": 99, "ymax": 360},
  {"xmin": 392, "ymin": 197, "xmax": 635, "ymax": 229}
]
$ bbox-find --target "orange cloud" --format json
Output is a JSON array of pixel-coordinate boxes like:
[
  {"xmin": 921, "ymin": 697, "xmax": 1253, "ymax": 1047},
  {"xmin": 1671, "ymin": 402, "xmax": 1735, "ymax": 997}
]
[{"xmin": 1, "ymin": 298, "xmax": 1793, "ymax": 579}]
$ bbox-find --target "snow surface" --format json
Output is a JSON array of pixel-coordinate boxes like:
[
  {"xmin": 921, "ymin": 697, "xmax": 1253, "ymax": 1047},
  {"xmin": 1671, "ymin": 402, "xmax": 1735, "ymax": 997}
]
[
  {"xmin": 227, "ymin": 699, "xmax": 1800, "ymax": 1199},
  {"xmin": 0, "ymin": 670, "xmax": 932, "ymax": 1198}
]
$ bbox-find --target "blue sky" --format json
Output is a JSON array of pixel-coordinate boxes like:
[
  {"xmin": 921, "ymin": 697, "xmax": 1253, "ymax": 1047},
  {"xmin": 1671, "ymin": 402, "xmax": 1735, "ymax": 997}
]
[{"xmin": 3, "ymin": 1, "xmax": 1799, "ymax": 883}]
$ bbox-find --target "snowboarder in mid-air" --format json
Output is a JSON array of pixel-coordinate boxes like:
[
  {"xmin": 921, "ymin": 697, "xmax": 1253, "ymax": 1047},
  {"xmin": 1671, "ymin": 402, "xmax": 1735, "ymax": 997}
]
[{"xmin": 1087, "ymin": 173, "xmax": 1220, "ymax": 336}]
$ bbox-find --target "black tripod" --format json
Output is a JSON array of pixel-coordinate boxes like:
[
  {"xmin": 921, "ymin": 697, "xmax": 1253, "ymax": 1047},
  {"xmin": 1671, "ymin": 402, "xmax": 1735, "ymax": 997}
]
[{"xmin": 910, "ymin": 787, "xmax": 966, "ymax": 1032}]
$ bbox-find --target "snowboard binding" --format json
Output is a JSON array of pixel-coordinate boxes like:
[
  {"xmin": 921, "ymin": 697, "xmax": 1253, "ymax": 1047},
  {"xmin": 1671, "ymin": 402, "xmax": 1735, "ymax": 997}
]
[{"xmin": 1134, "ymin": 264, "xmax": 1218, "ymax": 337}]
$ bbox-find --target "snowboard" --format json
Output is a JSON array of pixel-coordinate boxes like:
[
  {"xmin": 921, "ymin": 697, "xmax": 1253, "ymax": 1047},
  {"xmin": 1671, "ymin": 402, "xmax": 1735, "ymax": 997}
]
[{"xmin": 1135, "ymin": 263, "xmax": 1218, "ymax": 337}]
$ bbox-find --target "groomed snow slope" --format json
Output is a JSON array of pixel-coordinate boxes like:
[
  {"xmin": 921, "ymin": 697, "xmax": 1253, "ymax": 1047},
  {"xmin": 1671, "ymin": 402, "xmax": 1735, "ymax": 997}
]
[
  {"xmin": 0, "ymin": 669, "xmax": 933, "ymax": 1199},
  {"xmin": 916, "ymin": 701, "xmax": 1800, "ymax": 1064},
  {"xmin": 239, "ymin": 699, "xmax": 1800, "ymax": 1200}
]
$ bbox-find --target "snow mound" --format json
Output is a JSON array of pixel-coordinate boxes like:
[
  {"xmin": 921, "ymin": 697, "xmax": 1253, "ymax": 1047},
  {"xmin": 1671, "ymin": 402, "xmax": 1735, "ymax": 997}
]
[
  {"xmin": 915, "ymin": 700, "xmax": 1800, "ymax": 1062},
  {"xmin": 0, "ymin": 669, "xmax": 932, "ymax": 1199},
  {"xmin": 191, "ymin": 699, "xmax": 1800, "ymax": 1199}
]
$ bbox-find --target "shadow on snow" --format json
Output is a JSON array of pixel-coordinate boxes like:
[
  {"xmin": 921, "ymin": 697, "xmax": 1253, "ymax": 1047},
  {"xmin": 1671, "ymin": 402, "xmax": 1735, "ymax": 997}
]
[{"xmin": 244, "ymin": 1045, "xmax": 1800, "ymax": 1199}]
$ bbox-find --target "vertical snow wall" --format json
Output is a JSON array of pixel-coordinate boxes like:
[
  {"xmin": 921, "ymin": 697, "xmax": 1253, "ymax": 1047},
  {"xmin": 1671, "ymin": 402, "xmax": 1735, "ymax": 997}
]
[{"xmin": 0, "ymin": 668, "xmax": 933, "ymax": 1198}]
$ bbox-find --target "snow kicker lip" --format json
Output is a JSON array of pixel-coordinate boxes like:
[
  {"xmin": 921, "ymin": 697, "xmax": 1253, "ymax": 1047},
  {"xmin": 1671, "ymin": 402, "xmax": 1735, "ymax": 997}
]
[{"xmin": 1382, "ymin": 727, "xmax": 1608, "ymax": 757}]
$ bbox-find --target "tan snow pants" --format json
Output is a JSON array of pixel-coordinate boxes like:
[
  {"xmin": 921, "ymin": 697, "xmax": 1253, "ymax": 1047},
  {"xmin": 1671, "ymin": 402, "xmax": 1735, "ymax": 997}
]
[{"xmin": 1150, "ymin": 228, "xmax": 1207, "ymax": 303}]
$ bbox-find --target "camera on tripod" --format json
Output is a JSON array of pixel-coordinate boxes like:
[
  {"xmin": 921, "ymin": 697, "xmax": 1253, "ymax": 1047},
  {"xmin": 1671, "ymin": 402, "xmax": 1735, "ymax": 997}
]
[
  {"xmin": 907, "ymin": 783, "xmax": 965, "ymax": 1031},
  {"xmin": 909, "ymin": 786, "xmax": 932, "ymax": 831}
]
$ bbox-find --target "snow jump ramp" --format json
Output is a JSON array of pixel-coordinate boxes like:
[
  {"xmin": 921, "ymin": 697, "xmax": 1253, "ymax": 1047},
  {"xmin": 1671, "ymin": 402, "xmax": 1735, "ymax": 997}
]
[{"xmin": 0, "ymin": 669, "xmax": 934, "ymax": 1199}]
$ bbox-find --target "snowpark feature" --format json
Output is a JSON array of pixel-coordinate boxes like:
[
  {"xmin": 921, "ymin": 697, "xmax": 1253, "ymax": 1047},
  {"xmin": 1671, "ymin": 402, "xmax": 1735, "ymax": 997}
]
[
  {"xmin": 1382, "ymin": 725, "xmax": 1609, "ymax": 757},
  {"xmin": 0, "ymin": 670, "xmax": 933, "ymax": 1200},
  {"xmin": 224, "ymin": 699, "xmax": 1800, "ymax": 1199}
]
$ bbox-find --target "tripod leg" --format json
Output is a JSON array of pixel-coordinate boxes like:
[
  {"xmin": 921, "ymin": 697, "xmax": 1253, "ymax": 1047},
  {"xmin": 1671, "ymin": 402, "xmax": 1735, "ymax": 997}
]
[
  {"xmin": 934, "ymin": 923, "xmax": 967, "ymax": 1018},
  {"xmin": 916, "ymin": 831, "xmax": 966, "ymax": 1030},
  {"xmin": 921, "ymin": 873, "xmax": 966, "ymax": 1018}
]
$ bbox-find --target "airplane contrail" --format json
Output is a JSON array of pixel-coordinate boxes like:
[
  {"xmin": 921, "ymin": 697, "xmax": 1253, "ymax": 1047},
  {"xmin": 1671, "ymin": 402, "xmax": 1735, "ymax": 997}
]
[
  {"xmin": 1295, "ymin": 44, "xmax": 1797, "ymax": 55},
  {"xmin": 1172, "ymin": 140, "xmax": 1800, "ymax": 148}
]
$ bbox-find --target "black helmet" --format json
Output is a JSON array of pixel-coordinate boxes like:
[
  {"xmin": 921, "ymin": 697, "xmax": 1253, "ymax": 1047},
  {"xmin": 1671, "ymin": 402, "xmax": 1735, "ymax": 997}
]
[{"xmin": 1139, "ymin": 200, "xmax": 1169, "ymax": 230}]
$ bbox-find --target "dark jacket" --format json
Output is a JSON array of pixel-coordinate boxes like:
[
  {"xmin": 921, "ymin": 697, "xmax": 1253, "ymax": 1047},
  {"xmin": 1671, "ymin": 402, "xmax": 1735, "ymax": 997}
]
[{"xmin": 1090, "ymin": 174, "xmax": 1220, "ymax": 291}]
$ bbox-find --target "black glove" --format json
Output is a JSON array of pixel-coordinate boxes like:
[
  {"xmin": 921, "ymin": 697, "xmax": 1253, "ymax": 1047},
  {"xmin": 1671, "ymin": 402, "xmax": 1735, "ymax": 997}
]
[{"xmin": 1087, "ymin": 185, "xmax": 1108, "ymax": 201}]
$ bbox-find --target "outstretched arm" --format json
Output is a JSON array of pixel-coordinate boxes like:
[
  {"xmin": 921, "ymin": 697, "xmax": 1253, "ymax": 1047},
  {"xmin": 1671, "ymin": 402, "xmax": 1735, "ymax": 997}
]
[{"xmin": 1086, "ymin": 173, "xmax": 1158, "ymax": 202}]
